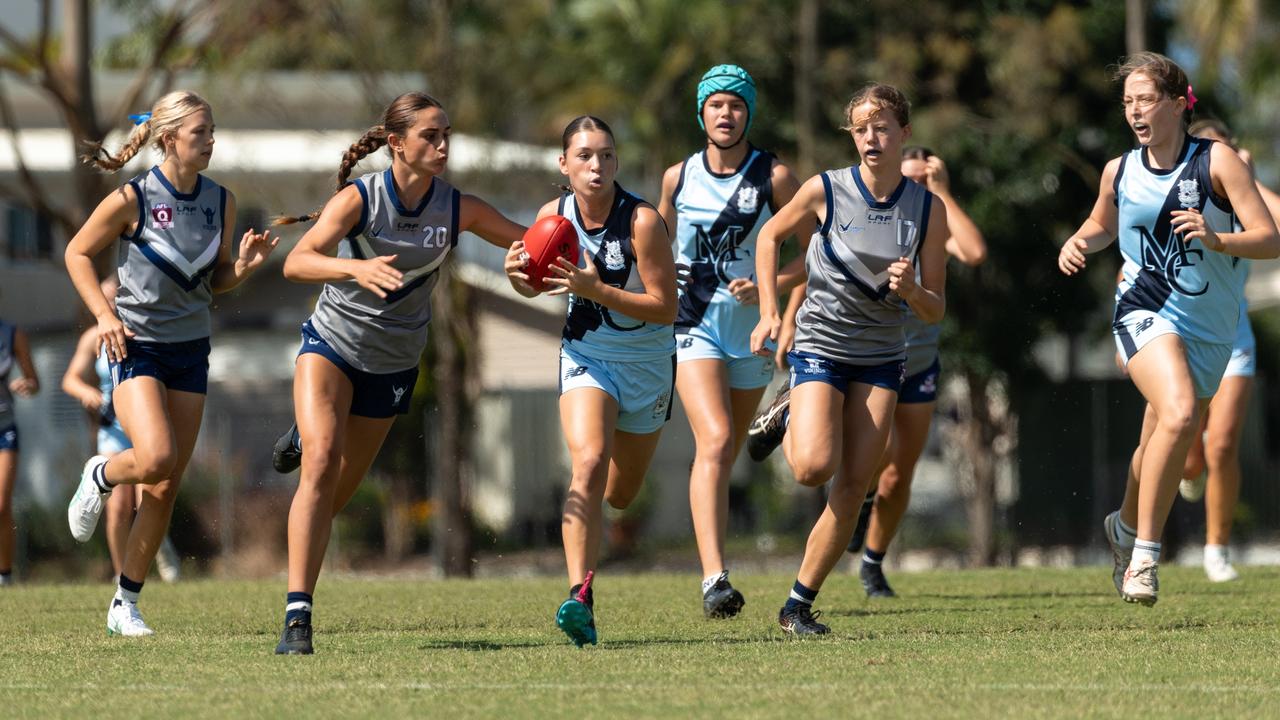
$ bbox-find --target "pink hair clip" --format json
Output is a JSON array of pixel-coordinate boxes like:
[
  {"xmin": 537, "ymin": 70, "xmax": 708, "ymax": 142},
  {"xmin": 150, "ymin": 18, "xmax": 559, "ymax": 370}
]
[{"xmin": 1186, "ymin": 84, "xmax": 1197, "ymax": 110}]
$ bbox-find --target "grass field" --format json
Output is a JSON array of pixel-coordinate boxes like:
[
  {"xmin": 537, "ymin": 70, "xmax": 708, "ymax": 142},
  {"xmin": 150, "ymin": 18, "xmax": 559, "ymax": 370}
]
[{"xmin": 5, "ymin": 566, "xmax": 1280, "ymax": 719}]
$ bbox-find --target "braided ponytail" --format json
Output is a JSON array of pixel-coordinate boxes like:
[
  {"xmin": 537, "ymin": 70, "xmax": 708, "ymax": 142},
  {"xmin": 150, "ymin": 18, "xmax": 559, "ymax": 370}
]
[
  {"xmin": 274, "ymin": 92, "xmax": 443, "ymax": 226},
  {"xmin": 82, "ymin": 91, "xmax": 211, "ymax": 173}
]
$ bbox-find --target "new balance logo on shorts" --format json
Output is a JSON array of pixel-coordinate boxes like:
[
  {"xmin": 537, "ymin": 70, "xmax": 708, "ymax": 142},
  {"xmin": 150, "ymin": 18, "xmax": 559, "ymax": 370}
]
[
  {"xmin": 563, "ymin": 366, "xmax": 589, "ymax": 381},
  {"xmin": 1134, "ymin": 317, "xmax": 1155, "ymax": 336},
  {"xmin": 679, "ymin": 337, "xmax": 694, "ymax": 349}
]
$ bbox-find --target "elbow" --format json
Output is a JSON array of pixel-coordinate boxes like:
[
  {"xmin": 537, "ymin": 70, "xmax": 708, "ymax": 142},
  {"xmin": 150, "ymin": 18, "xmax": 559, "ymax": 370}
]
[
  {"xmin": 964, "ymin": 246, "xmax": 988, "ymax": 267},
  {"xmin": 282, "ymin": 254, "xmax": 302, "ymax": 282}
]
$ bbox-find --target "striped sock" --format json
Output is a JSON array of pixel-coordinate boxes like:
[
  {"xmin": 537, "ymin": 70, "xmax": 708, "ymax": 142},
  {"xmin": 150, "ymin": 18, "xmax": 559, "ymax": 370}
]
[
  {"xmin": 863, "ymin": 548, "xmax": 886, "ymax": 566},
  {"xmin": 1114, "ymin": 515, "xmax": 1137, "ymax": 549},
  {"xmin": 115, "ymin": 573, "xmax": 143, "ymax": 605},
  {"xmin": 285, "ymin": 592, "xmax": 313, "ymax": 626},
  {"xmin": 784, "ymin": 579, "xmax": 818, "ymax": 611},
  {"xmin": 1132, "ymin": 539, "xmax": 1161, "ymax": 565},
  {"xmin": 93, "ymin": 461, "xmax": 115, "ymax": 493}
]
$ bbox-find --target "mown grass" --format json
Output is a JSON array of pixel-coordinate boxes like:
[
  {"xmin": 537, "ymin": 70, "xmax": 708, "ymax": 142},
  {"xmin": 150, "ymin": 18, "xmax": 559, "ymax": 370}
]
[{"xmin": 4, "ymin": 566, "xmax": 1278, "ymax": 718}]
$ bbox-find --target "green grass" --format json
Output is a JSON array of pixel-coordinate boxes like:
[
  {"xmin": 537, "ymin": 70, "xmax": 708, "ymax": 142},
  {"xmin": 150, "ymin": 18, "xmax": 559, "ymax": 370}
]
[{"xmin": 5, "ymin": 567, "xmax": 1280, "ymax": 719}]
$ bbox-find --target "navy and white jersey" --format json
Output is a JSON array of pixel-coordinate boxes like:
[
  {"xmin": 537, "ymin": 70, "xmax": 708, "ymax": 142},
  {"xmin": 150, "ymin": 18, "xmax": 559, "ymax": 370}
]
[
  {"xmin": 559, "ymin": 184, "xmax": 675, "ymax": 362},
  {"xmin": 116, "ymin": 167, "xmax": 226, "ymax": 343},
  {"xmin": 672, "ymin": 147, "xmax": 774, "ymax": 350},
  {"xmin": 310, "ymin": 169, "xmax": 460, "ymax": 374},
  {"xmin": 1114, "ymin": 136, "xmax": 1242, "ymax": 346},
  {"xmin": 793, "ymin": 168, "xmax": 933, "ymax": 365},
  {"xmin": 0, "ymin": 320, "xmax": 14, "ymax": 429}
]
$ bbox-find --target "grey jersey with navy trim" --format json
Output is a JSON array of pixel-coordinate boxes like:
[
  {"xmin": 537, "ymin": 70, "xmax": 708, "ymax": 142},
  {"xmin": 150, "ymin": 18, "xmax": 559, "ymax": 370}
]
[
  {"xmin": 116, "ymin": 167, "xmax": 226, "ymax": 342},
  {"xmin": 0, "ymin": 320, "xmax": 14, "ymax": 428},
  {"xmin": 793, "ymin": 168, "xmax": 933, "ymax": 366},
  {"xmin": 310, "ymin": 169, "xmax": 460, "ymax": 374}
]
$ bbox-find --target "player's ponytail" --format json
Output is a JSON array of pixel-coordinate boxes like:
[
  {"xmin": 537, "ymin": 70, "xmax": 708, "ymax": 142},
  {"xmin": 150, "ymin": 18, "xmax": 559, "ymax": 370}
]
[
  {"xmin": 82, "ymin": 91, "xmax": 211, "ymax": 172},
  {"xmin": 275, "ymin": 92, "xmax": 444, "ymax": 226}
]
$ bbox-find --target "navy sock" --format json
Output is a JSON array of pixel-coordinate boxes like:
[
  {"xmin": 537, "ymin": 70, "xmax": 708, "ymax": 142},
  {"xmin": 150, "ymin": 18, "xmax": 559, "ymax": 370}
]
[
  {"xmin": 863, "ymin": 548, "xmax": 886, "ymax": 566},
  {"xmin": 569, "ymin": 583, "xmax": 594, "ymax": 610},
  {"xmin": 115, "ymin": 573, "xmax": 144, "ymax": 605},
  {"xmin": 285, "ymin": 591, "xmax": 313, "ymax": 626},
  {"xmin": 784, "ymin": 579, "xmax": 818, "ymax": 612}
]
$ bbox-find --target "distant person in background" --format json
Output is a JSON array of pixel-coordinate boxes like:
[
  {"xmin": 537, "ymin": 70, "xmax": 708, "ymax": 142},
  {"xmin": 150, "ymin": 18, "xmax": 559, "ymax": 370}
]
[
  {"xmin": 1175, "ymin": 118, "xmax": 1280, "ymax": 582},
  {"xmin": 657, "ymin": 64, "xmax": 802, "ymax": 619},
  {"xmin": 0, "ymin": 299, "xmax": 41, "ymax": 586},
  {"xmin": 846, "ymin": 146, "xmax": 987, "ymax": 598},
  {"xmin": 62, "ymin": 276, "xmax": 180, "ymax": 583},
  {"xmin": 1058, "ymin": 53, "xmax": 1279, "ymax": 605}
]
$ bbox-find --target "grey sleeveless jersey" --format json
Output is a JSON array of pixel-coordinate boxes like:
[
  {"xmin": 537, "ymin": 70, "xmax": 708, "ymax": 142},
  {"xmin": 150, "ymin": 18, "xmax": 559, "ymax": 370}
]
[
  {"xmin": 794, "ymin": 168, "xmax": 933, "ymax": 365},
  {"xmin": 0, "ymin": 320, "xmax": 14, "ymax": 428},
  {"xmin": 310, "ymin": 169, "xmax": 460, "ymax": 374},
  {"xmin": 903, "ymin": 309, "xmax": 941, "ymax": 375},
  {"xmin": 116, "ymin": 167, "xmax": 225, "ymax": 342}
]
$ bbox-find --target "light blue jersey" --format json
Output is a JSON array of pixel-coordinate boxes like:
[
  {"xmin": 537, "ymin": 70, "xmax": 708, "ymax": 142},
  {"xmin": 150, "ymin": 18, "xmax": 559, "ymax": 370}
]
[
  {"xmin": 559, "ymin": 185, "xmax": 675, "ymax": 362},
  {"xmin": 672, "ymin": 147, "xmax": 774, "ymax": 359},
  {"xmin": 1113, "ymin": 137, "xmax": 1242, "ymax": 350},
  {"xmin": 117, "ymin": 167, "xmax": 226, "ymax": 343}
]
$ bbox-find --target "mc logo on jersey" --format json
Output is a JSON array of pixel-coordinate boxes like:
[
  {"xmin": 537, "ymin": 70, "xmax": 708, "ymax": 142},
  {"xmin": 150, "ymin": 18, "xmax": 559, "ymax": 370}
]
[
  {"xmin": 151, "ymin": 203, "xmax": 174, "ymax": 229},
  {"xmin": 691, "ymin": 224, "xmax": 745, "ymax": 283},
  {"xmin": 1135, "ymin": 225, "xmax": 1207, "ymax": 296}
]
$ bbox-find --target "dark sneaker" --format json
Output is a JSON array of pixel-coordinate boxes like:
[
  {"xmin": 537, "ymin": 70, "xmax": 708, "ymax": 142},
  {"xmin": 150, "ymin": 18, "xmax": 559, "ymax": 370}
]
[
  {"xmin": 274, "ymin": 619, "xmax": 313, "ymax": 655},
  {"xmin": 747, "ymin": 387, "xmax": 791, "ymax": 462},
  {"xmin": 702, "ymin": 578, "xmax": 745, "ymax": 619},
  {"xmin": 846, "ymin": 493, "xmax": 875, "ymax": 554},
  {"xmin": 859, "ymin": 561, "xmax": 897, "ymax": 598},
  {"xmin": 778, "ymin": 604, "xmax": 830, "ymax": 636},
  {"xmin": 556, "ymin": 571, "xmax": 597, "ymax": 647},
  {"xmin": 272, "ymin": 423, "xmax": 302, "ymax": 474}
]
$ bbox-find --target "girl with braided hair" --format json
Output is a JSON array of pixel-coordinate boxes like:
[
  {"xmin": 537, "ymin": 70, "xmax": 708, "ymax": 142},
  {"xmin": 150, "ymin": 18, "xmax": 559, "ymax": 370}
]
[
  {"xmin": 271, "ymin": 92, "xmax": 525, "ymax": 655},
  {"xmin": 64, "ymin": 90, "xmax": 278, "ymax": 636}
]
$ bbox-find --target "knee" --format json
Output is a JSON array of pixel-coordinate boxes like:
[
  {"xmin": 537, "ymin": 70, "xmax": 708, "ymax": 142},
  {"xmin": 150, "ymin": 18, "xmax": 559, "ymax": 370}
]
[
  {"xmin": 605, "ymin": 484, "xmax": 637, "ymax": 510},
  {"xmin": 791, "ymin": 455, "xmax": 836, "ymax": 488},
  {"xmin": 570, "ymin": 449, "xmax": 609, "ymax": 487},
  {"xmin": 1204, "ymin": 435, "xmax": 1239, "ymax": 468},
  {"xmin": 1157, "ymin": 401, "xmax": 1198, "ymax": 442},
  {"xmin": 134, "ymin": 446, "xmax": 177, "ymax": 484},
  {"xmin": 694, "ymin": 426, "xmax": 735, "ymax": 468}
]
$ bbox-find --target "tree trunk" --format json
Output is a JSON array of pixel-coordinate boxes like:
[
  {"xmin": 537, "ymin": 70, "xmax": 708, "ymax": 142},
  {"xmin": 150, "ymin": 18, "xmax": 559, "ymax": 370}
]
[
  {"xmin": 793, "ymin": 0, "xmax": 819, "ymax": 177},
  {"xmin": 1125, "ymin": 0, "xmax": 1146, "ymax": 54},
  {"xmin": 960, "ymin": 370, "xmax": 999, "ymax": 566},
  {"xmin": 429, "ymin": 265, "xmax": 476, "ymax": 577}
]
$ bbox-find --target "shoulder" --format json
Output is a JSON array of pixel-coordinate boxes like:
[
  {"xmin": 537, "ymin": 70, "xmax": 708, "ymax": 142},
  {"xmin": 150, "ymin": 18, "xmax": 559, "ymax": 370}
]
[
  {"xmin": 536, "ymin": 197, "xmax": 562, "ymax": 220},
  {"xmin": 661, "ymin": 161, "xmax": 686, "ymax": 190},
  {"xmin": 630, "ymin": 203, "xmax": 667, "ymax": 240}
]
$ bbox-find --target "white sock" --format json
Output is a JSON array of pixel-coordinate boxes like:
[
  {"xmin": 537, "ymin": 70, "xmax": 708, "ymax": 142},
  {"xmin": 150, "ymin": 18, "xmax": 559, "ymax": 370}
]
[
  {"xmin": 1132, "ymin": 539, "xmax": 1161, "ymax": 565},
  {"xmin": 1204, "ymin": 544, "xmax": 1228, "ymax": 565},
  {"xmin": 1114, "ymin": 515, "xmax": 1137, "ymax": 549},
  {"xmin": 702, "ymin": 570, "xmax": 727, "ymax": 595}
]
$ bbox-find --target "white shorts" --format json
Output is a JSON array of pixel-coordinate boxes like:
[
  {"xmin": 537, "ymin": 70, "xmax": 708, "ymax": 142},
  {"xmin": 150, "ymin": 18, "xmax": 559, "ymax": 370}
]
[
  {"xmin": 559, "ymin": 346, "xmax": 675, "ymax": 434},
  {"xmin": 1113, "ymin": 310, "xmax": 1231, "ymax": 399}
]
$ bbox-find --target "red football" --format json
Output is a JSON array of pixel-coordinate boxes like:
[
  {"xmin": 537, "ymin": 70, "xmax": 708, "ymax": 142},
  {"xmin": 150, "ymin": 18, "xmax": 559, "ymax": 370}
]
[{"xmin": 521, "ymin": 214, "xmax": 580, "ymax": 291}]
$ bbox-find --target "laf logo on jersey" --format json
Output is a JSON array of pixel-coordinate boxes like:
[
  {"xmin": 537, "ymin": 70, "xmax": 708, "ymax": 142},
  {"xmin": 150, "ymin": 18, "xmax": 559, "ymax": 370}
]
[
  {"xmin": 397, "ymin": 221, "xmax": 419, "ymax": 232},
  {"xmin": 867, "ymin": 211, "xmax": 893, "ymax": 225},
  {"xmin": 151, "ymin": 203, "xmax": 174, "ymax": 229}
]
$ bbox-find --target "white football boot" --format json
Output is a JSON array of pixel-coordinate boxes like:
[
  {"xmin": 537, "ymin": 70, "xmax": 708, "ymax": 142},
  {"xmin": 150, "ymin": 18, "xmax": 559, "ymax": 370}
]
[
  {"xmin": 68, "ymin": 455, "xmax": 110, "ymax": 543},
  {"xmin": 1122, "ymin": 560, "xmax": 1159, "ymax": 606},
  {"xmin": 1103, "ymin": 511, "xmax": 1132, "ymax": 596},
  {"xmin": 107, "ymin": 599, "xmax": 155, "ymax": 637}
]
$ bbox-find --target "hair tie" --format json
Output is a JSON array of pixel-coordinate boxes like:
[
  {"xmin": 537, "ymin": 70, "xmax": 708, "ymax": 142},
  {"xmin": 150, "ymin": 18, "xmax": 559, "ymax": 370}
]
[
  {"xmin": 128, "ymin": 112, "xmax": 152, "ymax": 126},
  {"xmin": 1185, "ymin": 85, "xmax": 1197, "ymax": 111}
]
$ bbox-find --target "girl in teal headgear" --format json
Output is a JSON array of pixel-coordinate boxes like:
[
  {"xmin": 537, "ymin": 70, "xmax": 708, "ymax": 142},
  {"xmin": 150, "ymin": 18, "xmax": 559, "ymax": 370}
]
[{"xmin": 656, "ymin": 64, "xmax": 802, "ymax": 619}]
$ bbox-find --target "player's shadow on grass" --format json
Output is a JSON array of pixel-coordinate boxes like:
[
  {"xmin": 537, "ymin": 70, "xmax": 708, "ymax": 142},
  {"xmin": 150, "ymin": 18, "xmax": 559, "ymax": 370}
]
[{"xmin": 419, "ymin": 636, "xmax": 779, "ymax": 651}]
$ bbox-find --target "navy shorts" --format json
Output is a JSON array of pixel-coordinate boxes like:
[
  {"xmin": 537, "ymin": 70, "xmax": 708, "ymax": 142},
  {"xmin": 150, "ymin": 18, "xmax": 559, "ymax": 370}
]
[
  {"xmin": 110, "ymin": 337, "xmax": 211, "ymax": 394},
  {"xmin": 898, "ymin": 357, "xmax": 941, "ymax": 405},
  {"xmin": 787, "ymin": 350, "xmax": 905, "ymax": 394},
  {"xmin": 298, "ymin": 321, "xmax": 418, "ymax": 419},
  {"xmin": 0, "ymin": 425, "xmax": 16, "ymax": 451}
]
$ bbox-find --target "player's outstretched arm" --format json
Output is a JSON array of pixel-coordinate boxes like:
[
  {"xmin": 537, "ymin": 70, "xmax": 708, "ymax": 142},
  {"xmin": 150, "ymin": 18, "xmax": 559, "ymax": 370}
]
[{"xmin": 1058, "ymin": 157, "xmax": 1121, "ymax": 276}]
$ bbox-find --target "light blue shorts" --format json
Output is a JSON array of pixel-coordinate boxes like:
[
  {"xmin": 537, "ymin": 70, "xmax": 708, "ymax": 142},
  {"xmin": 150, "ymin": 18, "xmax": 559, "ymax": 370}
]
[
  {"xmin": 559, "ymin": 345, "xmax": 675, "ymax": 435},
  {"xmin": 1113, "ymin": 310, "xmax": 1232, "ymax": 399},
  {"xmin": 676, "ymin": 326, "xmax": 774, "ymax": 390},
  {"xmin": 1225, "ymin": 313, "xmax": 1256, "ymax": 379},
  {"xmin": 97, "ymin": 423, "xmax": 132, "ymax": 455}
]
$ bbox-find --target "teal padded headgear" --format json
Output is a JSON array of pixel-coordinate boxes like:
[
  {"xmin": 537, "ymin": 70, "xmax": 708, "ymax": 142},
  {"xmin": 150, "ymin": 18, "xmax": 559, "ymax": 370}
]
[{"xmin": 697, "ymin": 64, "xmax": 756, "ymax": 134}]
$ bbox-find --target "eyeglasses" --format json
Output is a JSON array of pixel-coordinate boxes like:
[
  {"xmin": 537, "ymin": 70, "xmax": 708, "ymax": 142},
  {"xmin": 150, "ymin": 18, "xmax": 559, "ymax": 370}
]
[{"xmin": 1121, "ymin": 95, "xmax": 1166, "ymax": 110}]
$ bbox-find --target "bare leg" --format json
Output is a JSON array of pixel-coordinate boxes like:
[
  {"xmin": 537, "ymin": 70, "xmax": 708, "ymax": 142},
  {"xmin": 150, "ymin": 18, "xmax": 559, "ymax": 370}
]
[
  {"xmin": 1203, "ymin": 376, "xmax": 1252, "ymax": 546},
  {"xmin": 560, "ymin": 388, "xmax": 617, "ymax": 587},
  {"xmin": 119, "ymin": 388, "xmax": 205, "ymax": 582},
  {"xmin": 103, "ymin": 474, "xmax": 135, "ymax": 575},
  {"xmin": 286, "ymin": 354, "xmax": 355, "ymax": 595},
  {"xmin": 796, "ymin": 383, "xmax": 897, "ymax": 590},
  {"xmin": 865, "ymin": 400, "xmax": 935, "ymax": 554},
  {"xmin": 0, "ymin": 450, "xmax": 15, "ymax": 573}
]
